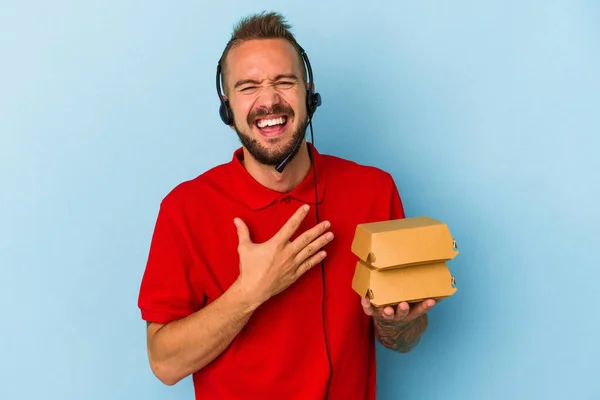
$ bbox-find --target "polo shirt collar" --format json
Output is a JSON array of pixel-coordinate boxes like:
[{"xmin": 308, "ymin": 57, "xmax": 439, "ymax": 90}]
[{"xmin": 229, "ymin": 143, "xmax": 328, "ymax": 211}]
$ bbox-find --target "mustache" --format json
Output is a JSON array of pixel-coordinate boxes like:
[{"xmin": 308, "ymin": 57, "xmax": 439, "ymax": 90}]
[{"xmin": 247, "ymin": 104, "xmax": 295, "ymax": 125}]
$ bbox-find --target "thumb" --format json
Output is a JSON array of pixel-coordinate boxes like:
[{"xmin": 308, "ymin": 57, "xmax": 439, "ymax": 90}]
[{"xmin": 234, "ymin": 218, "xmax": 250, "ymax": 245}]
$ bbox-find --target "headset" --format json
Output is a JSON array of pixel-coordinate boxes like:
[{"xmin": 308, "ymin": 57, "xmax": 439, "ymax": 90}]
[
  {"xmin": 215, "ymin": 45, "xmax": 321, "ymax": 172},
  {"xmin": 215, "ymin": 44, "xmax": 331, "ymax": 397},
  {"xmin": 216, "ymin": 44, "xmax": 321, "ymax": 126}
]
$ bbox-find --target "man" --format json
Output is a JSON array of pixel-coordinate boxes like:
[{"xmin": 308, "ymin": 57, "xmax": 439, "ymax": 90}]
[{"xmin": 138, "ymin": 11, "xmax": 436, "ymax": 400}]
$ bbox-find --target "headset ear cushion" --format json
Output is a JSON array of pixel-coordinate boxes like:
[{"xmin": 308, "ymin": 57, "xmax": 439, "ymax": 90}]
[
  {"xmin": 313, "ymin": 92, "xmax": 322, "ymax": 109},
  {"xmin": 307, "ymin": 91, "xmax": 322, "ymax": 116},
  {"xmin": 219, "ymin": 99, "xmax": 233, "ymax": 125}
]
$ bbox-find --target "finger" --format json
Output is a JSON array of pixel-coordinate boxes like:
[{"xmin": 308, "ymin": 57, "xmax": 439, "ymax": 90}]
[
  {"xmin": 294, "ymin": 250, "xmax": 327, "ymax": 277},
  {"xmin": 393, "ymin": 302, "xmax": 410, "ymax": 321},
  {"xmin": 407, "ymin": 299, "xmax": 435, "ymax": 320},
  {"xmin": 361, "ymin": 296, "xmax": 374, "ymax": 316},
  {"xmin": 234, "ymin": 218, "xmax": 251, "ymax": 246},
  {"xmin": 274, "ymin": 204, "xmax": 310, "ymax": 242},
  {"xmin": 294, "ymin": 229, "xmax": 334, "ymax": 265},
  {"xmin": 289, "ymin": 219, "xmax": 331, "ymax": 255},
  {"xmin": 381, "ymin": 306, "xmax": 395, "ymax": 320}
]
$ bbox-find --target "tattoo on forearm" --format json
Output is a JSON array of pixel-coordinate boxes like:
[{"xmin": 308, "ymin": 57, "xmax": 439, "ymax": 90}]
[{"xmin": 374, "ymin": 315, "xmax": 428, "ymax": 353}]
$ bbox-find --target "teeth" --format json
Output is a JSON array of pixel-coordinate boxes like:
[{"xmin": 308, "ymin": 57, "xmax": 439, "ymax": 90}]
[{"xmin": 257, "ymin": 117, "xmax": 286, "ymax": 128}]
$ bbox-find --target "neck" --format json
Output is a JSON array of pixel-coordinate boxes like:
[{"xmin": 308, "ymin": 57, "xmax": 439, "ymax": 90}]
[{"xmin": 242, "ymin": 141, "xmax": 311, "ymax": 193}]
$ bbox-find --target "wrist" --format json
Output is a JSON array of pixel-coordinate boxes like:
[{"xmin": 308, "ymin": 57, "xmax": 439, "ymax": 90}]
[{"xmin": 229, "ymin": 278, "xmax": 265, "ymax": 313}]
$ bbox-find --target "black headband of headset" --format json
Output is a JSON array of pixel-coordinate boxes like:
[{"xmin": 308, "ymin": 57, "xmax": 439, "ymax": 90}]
[{"xmin": 215, "ymin": 44, "xmax": 321, "ymax": 125}]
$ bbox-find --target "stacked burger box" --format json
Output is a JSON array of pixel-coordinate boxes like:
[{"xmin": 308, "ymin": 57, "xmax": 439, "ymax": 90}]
[{"xmin": 351, "ymin": 216, "xmax": 459, "ymax": 307}]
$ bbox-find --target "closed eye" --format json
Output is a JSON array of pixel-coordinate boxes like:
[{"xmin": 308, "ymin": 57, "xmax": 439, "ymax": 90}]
[
  {"xmin": 277, "ymin": 81, "xmax": 295, "ymax": 89},
  {"xmin": 240, "ymin": 86, "xmax": 259, "ymax": 93}
]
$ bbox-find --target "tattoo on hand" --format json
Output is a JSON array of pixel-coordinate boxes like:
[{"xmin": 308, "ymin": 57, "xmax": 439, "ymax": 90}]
[{"xmin": 374, "ymin": 314, "xmax": 428, "ymax": 353}]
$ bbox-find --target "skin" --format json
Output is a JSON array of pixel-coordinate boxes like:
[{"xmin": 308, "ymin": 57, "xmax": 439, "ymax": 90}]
[
  {"xmin": 145, "ymin": 38, "xmax": 432, "ymax": 386},
  {"xmin": 361, "ymin": 298, "xmax": 436, "ymax": 353}
]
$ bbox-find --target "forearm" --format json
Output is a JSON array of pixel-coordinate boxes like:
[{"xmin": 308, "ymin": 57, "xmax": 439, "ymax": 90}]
[
  {"xmin": 147, "ymin": 279, "xmax": 260, "ymax": 385},
  {"xmin": 374, "ymin": 314, "xmax": 428, "ymax": 353}
]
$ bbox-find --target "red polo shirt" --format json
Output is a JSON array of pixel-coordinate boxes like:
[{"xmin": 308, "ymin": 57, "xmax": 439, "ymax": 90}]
[{"xmin": 138, "ymin": 144, "xmax": 405, "ymax": 399}]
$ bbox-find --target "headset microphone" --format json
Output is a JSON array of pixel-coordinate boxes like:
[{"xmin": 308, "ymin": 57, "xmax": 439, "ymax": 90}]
[{"xmin": 275, "ymin": 131, "xmax": 305, "ymax": 173}]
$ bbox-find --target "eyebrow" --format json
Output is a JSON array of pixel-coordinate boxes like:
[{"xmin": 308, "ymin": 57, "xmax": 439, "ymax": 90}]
[
  {"xmin": 234, "ymin": 79, "xmax": 261, "ymax": 89},
  {"xmin": 273, "ymin": 74, "xmax": 300, "ymax": 82},
  {"xmin": 233, "ymin": 74, "xmax": 300, "ymax": 89}
]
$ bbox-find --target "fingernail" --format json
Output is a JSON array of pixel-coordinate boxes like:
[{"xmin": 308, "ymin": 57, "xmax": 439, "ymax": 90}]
[
  {"xmin": 303, "ymin": 205, "xmax": 310, "ymax": 212},
  {"xmin": 233, "ymin": 218, "xmax": 240, "ymax": 227},
  {"xmin": 324, "ymin": 221, "xmax": 331, "ymax": 229},
  {"xmin": 326, "ymin": 232, "xmax": 334, "ymax": 240}
]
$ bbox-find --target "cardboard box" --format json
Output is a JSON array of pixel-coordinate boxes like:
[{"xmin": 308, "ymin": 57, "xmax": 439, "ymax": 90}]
[{"xmin": 350, "ymin": 216, "xmax": 458, "ymax": 307}]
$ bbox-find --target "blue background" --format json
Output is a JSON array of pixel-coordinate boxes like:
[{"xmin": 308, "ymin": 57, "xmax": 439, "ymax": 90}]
[{"xmin": 1, "ymin": 1, "xmax": 599, "ymax": 399}]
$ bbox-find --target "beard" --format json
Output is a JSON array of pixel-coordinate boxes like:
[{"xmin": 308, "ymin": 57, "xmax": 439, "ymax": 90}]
[{"xmin": 233, "ymin": 104, "xmax": 308, "ymax": 167}]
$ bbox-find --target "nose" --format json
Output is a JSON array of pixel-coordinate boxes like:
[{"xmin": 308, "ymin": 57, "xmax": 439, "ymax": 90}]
[{"xmin": 255, "ymin": 85, "xmax": 281, "ymax": 110}]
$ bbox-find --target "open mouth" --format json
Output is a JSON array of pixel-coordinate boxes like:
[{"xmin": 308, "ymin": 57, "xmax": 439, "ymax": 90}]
[{"xmin": 254, "ymin": 115, "xmax": 289, "ymax": 137}]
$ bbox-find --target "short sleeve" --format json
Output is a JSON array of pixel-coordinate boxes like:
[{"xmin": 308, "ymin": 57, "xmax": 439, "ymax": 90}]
[
  {"xmin": 137, "ymin": 194, "xmax": 202, "ymax": 325},
  {"xmin": 389, "ymin": 175, "xmax": 406, "ymax": 220}
]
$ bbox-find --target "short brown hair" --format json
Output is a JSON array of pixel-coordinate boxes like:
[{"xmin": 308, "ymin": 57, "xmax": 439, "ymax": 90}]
[{"xmin": 219, "ymin": 11, "xmax": 306, "ymax": 94}]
